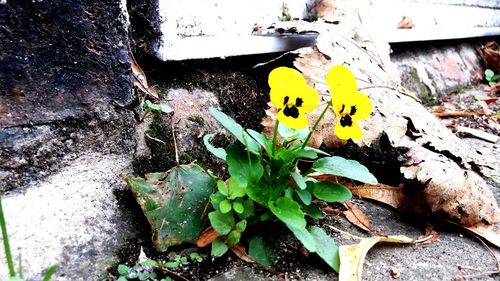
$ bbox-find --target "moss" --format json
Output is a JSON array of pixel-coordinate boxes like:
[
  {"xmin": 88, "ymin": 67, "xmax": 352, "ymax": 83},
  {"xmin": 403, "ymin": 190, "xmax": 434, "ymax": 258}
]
[{"xmin": 188, "ymin": 115, "xmax": 205, "ymax": 126}]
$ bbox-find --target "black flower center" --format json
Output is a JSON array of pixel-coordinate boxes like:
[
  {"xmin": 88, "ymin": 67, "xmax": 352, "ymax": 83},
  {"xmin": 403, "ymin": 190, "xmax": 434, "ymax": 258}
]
[
  {"xmin": 283, "ymin": 105, "xmax": 299, "ymax": 118},
  {"xmin": 350, "ymin": 105, "xmax": 357, "ymax": 115},
  {"xmin": 296, "ymin": 98, "xmax": 303, "ymax": 107},
  {"xmin": 340, "ymin": 115, "xmax": 353, "ymax": 127}
]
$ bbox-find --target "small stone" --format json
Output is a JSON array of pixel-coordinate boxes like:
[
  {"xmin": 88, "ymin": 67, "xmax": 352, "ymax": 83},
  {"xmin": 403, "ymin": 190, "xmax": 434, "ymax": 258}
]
[{"xmin": 390, "ymin": 268, "xmax": 401, "ymax": 279}]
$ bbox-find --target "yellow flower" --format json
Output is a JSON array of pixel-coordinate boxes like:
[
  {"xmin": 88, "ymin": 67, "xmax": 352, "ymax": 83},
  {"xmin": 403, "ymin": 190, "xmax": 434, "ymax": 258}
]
[
  {"xmin": 326, "ymin": 65, "xmax": 372, "ymax": 140},
  {"xmin": 268, "ymin": 67, "xmax": 319, "ymax": 129}
]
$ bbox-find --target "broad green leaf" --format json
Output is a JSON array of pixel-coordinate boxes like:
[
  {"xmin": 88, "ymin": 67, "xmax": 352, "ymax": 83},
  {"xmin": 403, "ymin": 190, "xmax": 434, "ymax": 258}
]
[
  {"xmin": 217, "ymin": 180, "xmax": 228, "ymax": 196},
  {"xmin": 204, "ymin": 134, "xmax": 227, "ymax": 160},
  {"xmin": 140, "ymin": 259, "xmax": 159, "ymax": 267},
  {"xmin": 126, "ymin": 164, "xmax": 217, "ymax": 252},
  {"xmin": 277, "ymin": 147, "xmax": 318, "ymax": 162},
  {"xmin": 247, "ymin": 129, "xmax": 273, "ymax": 157},
  {"xmin": 295, "ymin": 189, "xmax": 312, "ymax": 205},
  {"xmin": 291, "ymin": 171, "xmax": 307, "ymax": 190},
  {"xmin": 211, "ymin": 238, "xmax": 229, "ymax": 257},
  {"xmin": 313, "ymin": 181, "xmax": 352, "ymax": 203},
  {"xmin": 235, "ymin": 219, "xmax": 247, "ymax": 232},
  {"xmin": 268, "ymin": 197, "xmax": 306, "ymax": 228},
  {"xmin": 303, "ymin": 203, "xmax": 324, "ymax": 219},
  {"xmin": 117, "ymin": 264, "xmax": 129, "ymax": 275},
  {"xmin": 208, "ymin": 210, "xmax": 234, "ymax": 235},
  {"xmin": 232, "ymin": 201, "xmax": 244, "ymax": 214},
  {"xmin": 227, "ymin": 178, "xmax": 246, "ymax": 199},
  {"xmin": 248, "ymin": 236, "xmax": 276, "ymax": 266},
  {"xmin": 289, "ymin": 225, "xmax": 317, "ymax": 252},
  {"xmin": 269, "ymin": 197, "xmax": 316, "ymax": 252},
  {"xmin": 226, "ymin": 144, "xmax": 263, "ymax": 187},
  {"xmin": 209, "ymin": 107, "xmax": 260, "ymax": 154},
  {"xmin": 238, "ymin": 198, "xmax": 254, "ymax": 219},
  {"xmin": 146, "ymin": 100, "xmax": 173, "ymax": 113},
  {"xmin": 219, "ymin": 200, "xmax": 232, "ymax": 214},
  {"xmin": 312, "ymin": 156, "xmax": 378, "ymax": 184},
  {"xmin": 485, "ymin": 69, "xmax": 494, "ymax": 80},
  {"xmin": 278, "ymin": 123, "xmax": 309, "ymax": 142},
  {"xmin": 309, "ymin": 226, "xmax": 340, "ymax": 272},
  {"xmin": 492, "ymin": 74, "xmax": 500, "ymax": 82},
  {"xmin": 226, "ymin": 230, "xmax": 241, "ymax": 246}
]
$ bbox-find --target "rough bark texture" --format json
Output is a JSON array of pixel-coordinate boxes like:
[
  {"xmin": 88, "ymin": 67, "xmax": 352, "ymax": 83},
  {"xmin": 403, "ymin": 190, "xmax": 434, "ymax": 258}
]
[{"xmin": 0, "ymin": 0, "xmax": 134, "ymax": 191}]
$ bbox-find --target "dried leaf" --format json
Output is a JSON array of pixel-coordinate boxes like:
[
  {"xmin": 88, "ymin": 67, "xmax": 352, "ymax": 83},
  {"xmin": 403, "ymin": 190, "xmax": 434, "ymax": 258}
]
[
  {"xmin": 312, "ymin": 0, "xmax": 336, "ymax": 18},
  {"xmin": 339, "ymin": 235, "xmax": 415, "ymax": 281},
  {"xmin": 129, "ymin": 50, "xmax": 159, "ymax": 99},
  {"xmin": 196, "ymin": 227, "xmax": 220, "ymax": 247},
  {"xmin": 343, "ymin": 201, "xmax": 374, "ymax": 232},
  {"xmin": 230, "ymin": 244, "xmax": 256, "ymax": 263},
  {"xmin": 464, "ymin": 223, "xmax": 500, "ymax": 248},
  {"xmin": 417, "ymin": 224, "xmax": 440, "ymax": 246}
]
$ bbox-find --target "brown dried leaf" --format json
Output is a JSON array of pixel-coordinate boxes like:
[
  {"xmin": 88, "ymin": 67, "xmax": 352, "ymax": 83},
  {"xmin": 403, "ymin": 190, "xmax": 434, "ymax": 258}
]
[
  {"xmin": 343, "ymin": 201, "xmax": 374, "ymax": 232},
  {"xmin": 312, "ymin": 0, "xmax": 336, "ymax": 18},
  {"xmin": 129, "ymin": 50, "xmax": 158, "ymax": 99},
  {"xmin": 196, "ymin": 227, "xmax": 220, "ymax": 247},
  {"xmin": 464, "ymin": 223, "xmax": 500, "ymax": 248},
  {"xmin": 230, "ymin": 244, "xmax": 256, "ymax": 263},
  {"xmin": 417, "ymin": 224, "xmax": 440, "ymax": 246}
]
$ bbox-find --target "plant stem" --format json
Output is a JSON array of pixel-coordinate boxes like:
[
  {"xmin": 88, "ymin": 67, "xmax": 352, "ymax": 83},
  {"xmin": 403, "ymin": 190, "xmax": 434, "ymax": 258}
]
[
  {"xmin": 271, "ymin": 119, "xmax": 279, "ymax": 157},
  {"xmin": 301, "ymin": 102, "xmax": 330, "ymax": 149},
  {"xmin": 0, "ymin": 197, "xmax": 15, "ymax": 277}
]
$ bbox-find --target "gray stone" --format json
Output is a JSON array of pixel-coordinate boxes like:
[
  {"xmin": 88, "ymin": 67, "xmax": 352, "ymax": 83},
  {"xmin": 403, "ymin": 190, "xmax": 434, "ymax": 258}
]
[{"xmin": 0, "ymin": 153, "xmax": 140, "ymax": 281}]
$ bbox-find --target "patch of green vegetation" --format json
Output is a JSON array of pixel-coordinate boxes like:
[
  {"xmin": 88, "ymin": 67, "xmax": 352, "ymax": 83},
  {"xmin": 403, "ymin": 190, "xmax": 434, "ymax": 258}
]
[{"xmin": 188, "ymin": 115, "xmax": 205, "ymax": 126}]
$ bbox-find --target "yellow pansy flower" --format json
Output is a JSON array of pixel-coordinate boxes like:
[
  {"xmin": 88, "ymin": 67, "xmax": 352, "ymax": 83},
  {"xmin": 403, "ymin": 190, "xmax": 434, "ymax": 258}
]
[
  {"xmin": 326, "ymin": 65, "xmax": 372, "ymax": 140},
  {"xmin": 268, "ymin": 67, "xmax": 319, "ymax": 130}
]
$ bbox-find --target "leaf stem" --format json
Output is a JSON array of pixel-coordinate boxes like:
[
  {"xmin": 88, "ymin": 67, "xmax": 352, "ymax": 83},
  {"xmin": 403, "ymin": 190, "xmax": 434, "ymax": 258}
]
[
  {"xmin": 271, "ymin": 119, "xmax": 279, "ymax": 157},
  {"xmin": 301, "ymin": 102, "xmax": 330, "ymax": 149},
  {"xmin": 0, "ymin": 197, "xmax": 15, "ymax": 277}
]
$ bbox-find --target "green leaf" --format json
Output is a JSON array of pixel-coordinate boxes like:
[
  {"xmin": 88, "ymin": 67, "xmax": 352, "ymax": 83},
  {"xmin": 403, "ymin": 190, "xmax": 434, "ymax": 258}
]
[
  {"xmin": 127, "ymin": 164, "xmax": 217, "ymax": 252},
  {"xmin": 248, "ymin": 236, "xmax": 276, "ymax": 266},
  {"xmin": 208, "ymin": 210, "xmax": 234, "ymax": 235},
  {"xmin": 211, "ymin": 238, "xmax": 229, "ymax": 257},
  {"xmin": 492, "ymin": 74, "xmax": 500, "ymax": 82},
  {"xmin": 42, "ymin": 265, "xmax": 58, "ymax": 281},
  {"xmin": 146, "ymin": 100, "xmax": 173, "ymax": 114},
  {"xmin": 309, "ymin": 226, "xmax": 340, "ymax": 272},
  {"xmin": 268, "ymin": 197, "xmax": 316, "ymax": 252},
  {"xmin": 204, "ymin": 134, "xmax": 227, "ymax": 160},
  {"xmin": 140, "ymin": 259, "xmax": 159, "ymax": 267},
  {"xmin": 303, "ymin": 203, "xmax": 324, "ymax": 219},
  {"xmin": 291, "ymin": 172, "xmax": 307, "ymax": 190},
  {"xmin": 227, "ymin": 178, "xmax": 246, "ymax": 199},
  {"xmin": 220, "ymin": 200, "xmax": 232, "ymax": 214},
  {"xmin": 313, "ymin": 181, "xmax": 352, "ymax": 202},
  {"xmin": 217, "ymin": 180, "xmax": 228, "ymax": 196},
  {"xmin": 295, "ymin": 189, "xmax": 312, "ymax": 205},
  {"xmin": 247, "ymin": 129, "xmax": 273, "ymax": 157},
  {"xmin": 210, "ymin": 193, "xmax": 225, "ymax": 209},
  {"xmin": 278, "ymin": 123, "xmax": 309, "ymax": 142},
  {"xmin": 226, "ymin": 144, "xmax": 263, "ymax": 188},
  {"xmin": 247, "ymin": 184, "xmax": 280, "ymax": 206},
  {"xmin": 117, "ymin": 277, "xmax": 128, "ymax": 281},
  {"xmin": 189, "ymin": 252, "xmax": 203, "ymax": 262},
  {"xmin": 485, "ymin": 69, "xmax": 494, "ymax": 80},
  {"xmin": 226, "ymin": 230, "xmax": 241, "ymax": 247},
  {"xmin": 117, "ymin": 264, "xmax": 129, "ymax": 275},
  {"xmin": 235, "ymin": 219, "xmax": 247, "ymax": 232},
  {"xmin": 164, "ymin": 261, "xmax": 180, "ymax": 268},
  {"xmin": 238, "ymin": 198, "xmax": 254, "ymax": 219},
  {"xmin": 209, "ymin": 107, "xmax": 260, "ymax": 154},
  {"xmin": 232, "ymin": 201, "xmax": 244, "ymax": 214},
  {"xmin": 312, "ymin": 156, "xmax": 377, "ymax": 184}
]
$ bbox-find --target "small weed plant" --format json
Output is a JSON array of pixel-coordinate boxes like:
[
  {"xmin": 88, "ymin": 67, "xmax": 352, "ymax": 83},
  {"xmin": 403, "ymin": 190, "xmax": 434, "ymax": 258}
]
[
  {"xmin": 485, "ymin": 68, "xmax": 499, "ymax": 86},
  {"xmin": 202, "ymin": 65, "xmax": 377, "ymax": 270}
]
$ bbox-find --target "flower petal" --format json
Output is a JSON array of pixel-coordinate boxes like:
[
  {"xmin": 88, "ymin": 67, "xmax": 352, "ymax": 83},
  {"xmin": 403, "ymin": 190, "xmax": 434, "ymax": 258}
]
[
  {"xmin": 334, "ymin": 119, "xmax": 363, "ymax": 140},
  {"xmin": 350, "ymin": 91, "xmax": 372, "ymax": 120},
  {"xmin": 277, "ymin": 110, "xmax": 309, "ymax": 130},
  {"xmin": 297, "ymin": 84, "xmax": 319, "ymax": 113},
  {"xmin": 269, "ymin": 67, "xmax": 307, "ymax": 109},
  {"xmin": 326, "ymin": 65, "xmax": 357, "ymax": 97}
]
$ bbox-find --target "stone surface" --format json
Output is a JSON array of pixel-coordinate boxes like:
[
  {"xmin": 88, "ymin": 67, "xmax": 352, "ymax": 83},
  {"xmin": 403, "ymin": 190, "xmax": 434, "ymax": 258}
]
[
  {"xmin": 0, "ymin": 153, "xmax": 141, "ymax": 281},
  {"xmin": 0, "ymin": 0, "xmax": 132, "ymax": 128},
  {"xmin": 391, "ymin": 42, "xmax": 484, "ymax": 100}
]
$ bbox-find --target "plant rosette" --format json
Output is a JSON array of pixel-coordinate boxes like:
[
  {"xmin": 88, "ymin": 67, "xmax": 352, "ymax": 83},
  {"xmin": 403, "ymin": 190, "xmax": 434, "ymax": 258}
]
[{"xmin": 202, "ymin": 65, "xmax": 377, "ymax": 272}]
